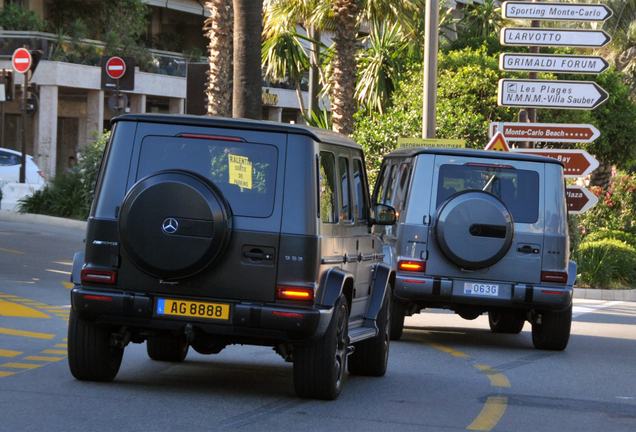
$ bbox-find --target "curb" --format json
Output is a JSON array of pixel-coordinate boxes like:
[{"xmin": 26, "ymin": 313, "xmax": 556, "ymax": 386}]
[
  {"xmin": 1, "ymin": 210, "xmax": 634, "ymax": 302},
  {"xmin": 0, "ymin": 209, "xmax": 87, "ymax": 231}
]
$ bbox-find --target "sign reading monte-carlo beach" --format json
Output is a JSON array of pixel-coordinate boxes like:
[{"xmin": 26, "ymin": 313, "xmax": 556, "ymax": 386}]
[{"xmin": 495, "ymin": 2, "xmax": 613, "ymax": 213}]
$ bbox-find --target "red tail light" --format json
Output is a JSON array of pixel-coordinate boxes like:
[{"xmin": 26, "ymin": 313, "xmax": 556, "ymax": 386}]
[
  {"xmin": 276, "ymin": 286, "xmax": 314, "ymax": 301},
  {"xmin": 398, "ymin": 260, "xmax": 426, "ymax": 272},
  {"xmin": 83, "ymin": 294, "xmax": 113, "ymax": 301},
  {"xmin": 81, "ymin": 269, "xmax": 117, "ymax": 285},
  {"xmin": 178, "ymin": 133, "xmax": 245, "ymax": 142},
  {"xmin": 38, "ymin": 171, "xmax": 45, "ymax": 178},
  {"xmin": 541, "ymin": 271, "xmax": 568, "ymax": 284}
]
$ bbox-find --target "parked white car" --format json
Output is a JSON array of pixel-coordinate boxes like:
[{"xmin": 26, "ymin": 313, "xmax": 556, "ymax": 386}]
[{"xmin": 0, "ymin": 148, "xmax": 45, "ymax": 188}]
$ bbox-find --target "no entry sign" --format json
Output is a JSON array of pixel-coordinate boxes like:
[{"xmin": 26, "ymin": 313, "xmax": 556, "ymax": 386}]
[
  {"xmin": 105, "ymin": 56, "xmax": 126, "ymax": 80},
  {"xmin": 12, "ymin": 48, "xmax": 32, "ymax": 74}
]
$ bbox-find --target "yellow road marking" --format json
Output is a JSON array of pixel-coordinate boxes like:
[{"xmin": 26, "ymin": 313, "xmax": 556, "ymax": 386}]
[
  {"xmin": 0, "ymin": 328, "xmax": 55, "ymax": 339},
  {"xmin": 24, "ymin": 356, "xmax": 65, "ymax": 362},
  {"xmin": 0, "ymin": 371, "xmax": 17, "ymax": 377},
  {"xmin": 9, "ymin": 298, "xmax": 33, "ymax": 302},
  {"xmin": 0, "ymin": 349, "xmax": 22, "ymax": 357},
  {"xmin": 62, "ymin": 282, "xmax": 73, "ymax": 289},
  {"xmin": 41, "ymin": 349, "xmax": 66, "ymax": 355},
  {"xmin": 467, "ymin": 397, "xmax": 508, "ymax": 431},
  {"xmin": 53, "ymin": 261, "xmax": 72, "ymax": 265},
  {"xmin": 54, "ymin": 344, "xmax": 68, "ymax": 348},
  {"xmin": 474, "ymin": 365, "xmax": 511, "ymax": 387},
  {"xmin": 426, "ymin": 342, "xmax": 471, "ymax": 358},
  {"xmin": 0, "ymin": 299, "xmax": 50, "ymax": 318},
  {"xmin": 0, "ymin": 247, "xmax": 26, "ymax": 254},
  {"xmin": 1, "ymin": 362, "xmax": 41, "ymax": 369},
  {"xmin": 0, "ymin": 294, "xmax": 18, "ymax": 298}
]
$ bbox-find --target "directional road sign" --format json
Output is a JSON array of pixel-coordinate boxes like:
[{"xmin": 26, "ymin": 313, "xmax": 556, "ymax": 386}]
[
  {"xmin": 499, "ymin": 53, "xmax": 610, "ymax": 74},
  {"xmin": 566, "ymin": 186, "xmax": 598, "ymax": 214},
  {"xmin": 510, "ymin": 149, "xmax": 599, "ymax": 177},
  {"xmin": 502, "ymin": 1, "xmax": 613, "ymax": 22},
  {"xmin": 501, "ymin": 28, "xmax": 611, "ymax": 48},
  {"xmin": 489, "ymin": 122, "xmax": 600, "ymax": 143},
  {"xmin": 105, "ymin": 56, "xmax": 126, "ymax": 80},
  {"xmin": 498, "ymin": 79, "xmax": 609, "ymax": 110},
  {"xmin": 12, "ymin": 48, "xmax": 31, "ymax": 74}
]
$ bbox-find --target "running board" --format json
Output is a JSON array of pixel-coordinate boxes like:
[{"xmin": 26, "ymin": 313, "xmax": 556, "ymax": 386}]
[{"xmin": 348, "ymin": 327, "xmax": 378, "ymax": 344}]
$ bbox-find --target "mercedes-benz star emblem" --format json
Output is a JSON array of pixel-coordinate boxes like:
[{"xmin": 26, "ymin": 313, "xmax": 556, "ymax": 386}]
[{"xmin": 162, "ymin": 217, "xmax": 178, "ymax": 234}]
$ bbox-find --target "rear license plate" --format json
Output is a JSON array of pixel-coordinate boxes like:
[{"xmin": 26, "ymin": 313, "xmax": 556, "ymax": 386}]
[
  {"xmin": 464, "ymin": 282, "xmax": 499, "ymax": 297},
  {"xmin": 156, "ymin": 298, "xmax": 230, "ymax": 321}
]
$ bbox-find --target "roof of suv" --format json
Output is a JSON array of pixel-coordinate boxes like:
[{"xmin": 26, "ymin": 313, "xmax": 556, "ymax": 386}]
[
  {"xmin": 383, "ymin": 147, "xmax": 565, "ymax": 167},
  {"xmin": 111, "ymin": 114, "xmax": 360, "ymax": 149}
]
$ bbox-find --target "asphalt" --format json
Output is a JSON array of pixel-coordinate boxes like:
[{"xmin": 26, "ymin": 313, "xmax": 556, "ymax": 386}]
[{"xmin": 1, "ymin": 209, "xmax": 634, "ymax": 302}]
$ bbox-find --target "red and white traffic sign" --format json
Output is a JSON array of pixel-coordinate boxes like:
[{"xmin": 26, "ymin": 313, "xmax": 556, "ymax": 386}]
[
  {"xmin": 12, "ymin": 48, "xmax": 32, "ymax": 74},
  {"xmin": 566, "ymin": 186, "xmax": 598, "ymax": 214},
  {"xmin": 510, "ymin": 149, "xmax": 600, "ymax": 178},
  {"xmin": 490, "ymin": 122, "xmax": 600, "ymax": 143},
  {"xmin": 484, "ymin": 132, "xmax": 511, "ymax": 152},
  {"xmin": 105, "ymin": 56, "xmax": 126, "ymax": 80}
]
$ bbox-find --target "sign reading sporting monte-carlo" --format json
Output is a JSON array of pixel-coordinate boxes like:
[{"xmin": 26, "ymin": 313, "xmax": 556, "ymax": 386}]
[{"xmin": 502, "ymin": 2, "xmax": 613, "ymax": 22}]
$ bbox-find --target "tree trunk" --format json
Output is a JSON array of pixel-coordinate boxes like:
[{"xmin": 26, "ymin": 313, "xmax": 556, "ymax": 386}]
[
  {"xmin": 330, "ymin": 0, "xmax": 359, "ymax": 136},
  {"xmin": 204, "ymin": 0, "xmax": 233, "ymax": 118},
  {"xmin": 232, "ymin": 0, "xmax": 263, "ymax": 120},
  {"xmin": 308, "ymin": 27, "xmax": 322, "ymax": 117}
]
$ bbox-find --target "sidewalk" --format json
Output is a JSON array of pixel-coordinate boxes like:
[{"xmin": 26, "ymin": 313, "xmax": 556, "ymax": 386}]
[{"xmin": 1, "ymin": 209, "xmax": 634, "ymax": 302}]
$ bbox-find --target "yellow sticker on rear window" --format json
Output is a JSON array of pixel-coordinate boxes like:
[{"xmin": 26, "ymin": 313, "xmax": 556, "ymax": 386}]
[{"xmin": 228, "ymin": 154, "xmax": 252, "ymax": 189}]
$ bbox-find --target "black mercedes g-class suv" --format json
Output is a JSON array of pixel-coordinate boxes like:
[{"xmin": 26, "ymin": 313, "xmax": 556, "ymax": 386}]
[{"xmin": 68, "ymin": 114, "xmax": 396, "ymax": 400}]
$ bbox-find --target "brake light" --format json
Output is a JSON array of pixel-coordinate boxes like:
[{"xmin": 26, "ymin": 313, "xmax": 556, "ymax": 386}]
[
  {"xmin": 178, "ymin": 133, "xmax": 245, "ymax": 142},
  {"xmin": 84, "ymin": 294, "xmax": 113, "ymax": 301},
  {"xmin": 81, "ymin": 268, "xmax": 117, "ymax": 285},
  {"xmin": 276, "ymin": 286, "xmax": 314, "ymax": 301},
  {"xmin": 541, "ymin": 271, "xmax": 568, "ymax": 284},
  {"xmin": 465, "ymin": 163, "xmax": 515, "ymax": 169},
  {"xmin": 272, "ymin": 311, "xmax": 304, "ymax": 318},
  {"xmin": 38, "ymin": 171, "xmax": 45, "ymax": 178},
  {"xmin": 398, "ymin": 260, "xmax": 426, "ymax": 272}
]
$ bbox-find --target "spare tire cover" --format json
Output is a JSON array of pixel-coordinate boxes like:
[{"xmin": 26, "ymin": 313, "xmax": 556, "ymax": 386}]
[
  {"xmin": 119, "ymin": 170, "xmax": 232, "ymax": 280},
  {"xmin": 435, "ymin": 190, "xmax": 514, "ymax": 269}
]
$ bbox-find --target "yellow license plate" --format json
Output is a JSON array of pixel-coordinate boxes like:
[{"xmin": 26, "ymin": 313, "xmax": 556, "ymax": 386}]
[{"xmin": 156, "ymin": 298, "xmax": 230, "ymax": 321}]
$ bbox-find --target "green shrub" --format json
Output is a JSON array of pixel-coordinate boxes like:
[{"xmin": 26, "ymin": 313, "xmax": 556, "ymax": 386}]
[
  {"xmin": 0, "ymin": 4, "xmax": 49, "ymax": 31},
  {"xmin": 579, "ymin": 171, "xmax": 636, "ymax": 233},
  {"xmin": 17, "ymin": 131, "xmax": 109, "ymax": 220},
  {"xmin": 582, "ymin": 229, "xmax": 636, "ymax": 249},
  {"xmin": 573, "ymin": 239, "xmax": 636, "ymax": 289}
]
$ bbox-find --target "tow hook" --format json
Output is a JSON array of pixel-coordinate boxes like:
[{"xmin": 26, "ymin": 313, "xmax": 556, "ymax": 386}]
[
  {"xmin": 184, "ymin": 323, "xmax": 195, "ymax": 343},
  {"xmin": 347, "ymin": 345, "xmax": 355, "ymax": 356}
]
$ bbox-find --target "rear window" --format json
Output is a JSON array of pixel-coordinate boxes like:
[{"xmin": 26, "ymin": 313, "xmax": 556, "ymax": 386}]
[
  {"xmin": 0, "ymin": 151, "xmax": 21, "ymax": 166},
  {"xmin": 437, "ymin": 164, "xmax": 539, "ymax": 223},
  {"xmin": 137, "ymin": 136, "xmax": 278, "ymax": 217}
]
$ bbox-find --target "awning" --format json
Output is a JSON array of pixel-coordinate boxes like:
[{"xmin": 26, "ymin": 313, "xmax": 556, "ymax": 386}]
[{"xmin": 142, "ymin": 0, "xmax": 209, "ymax": 16}]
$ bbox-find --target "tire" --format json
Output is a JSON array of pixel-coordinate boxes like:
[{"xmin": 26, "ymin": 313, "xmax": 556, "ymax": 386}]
[
  {"xmin": 68, "ymin": 309, "xmax": 123, "ymax": 382},
  {"xmin": 532, "ymin": 304, "xmax": 572, "ymax": 351},
  {"xmin": 293, "ymin": 295, "xmax": 349, "ymax": 400},
  {"xmin": 348, "ymin": 291, "xmax": 390, "ymax": 376},
  {"xmin": 390, "ymin": 297, "xmax": 406, "ymax": 341},
  {"xmin": 488, "ymin": 310, "xmax": 525, "ymax": 334},
  {"xmin": 146, "ymin": 336, "xmax": 189, "ymax": 362}
]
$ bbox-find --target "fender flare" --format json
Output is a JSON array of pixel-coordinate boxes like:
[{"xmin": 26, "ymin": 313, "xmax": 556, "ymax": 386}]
[
  {"xmin": 567, "ymin": 259, "xmax": 577, "ymax": 288},
  {"xmin": 315, "ymin": 267, "xmax": 354, "ymax": 308},
  {"xmin": 71, "ymin": 251, "xmax": 85, "ymax": 285},
  {"xmin": 365, "ymin": 262, "xmax": 394, "ymax": 324}
]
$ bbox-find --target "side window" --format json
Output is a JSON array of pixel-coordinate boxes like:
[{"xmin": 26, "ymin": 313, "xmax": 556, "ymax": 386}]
[
  {"xmin": 373, "ymin": 163, "xmax": 389, "ymax": 205},
  {"xmin": 0, "ymin": 151, "xmax": 21, "ymax": 166},
  {"xmin": 353, "ymin": 158, "xmax": 368, "ymax": 222},
  {"xmin": 338, "ymin": 156, "xmax": 352, "ymax": 222},
  {"xmin": 396, "ymin": 162, "xmax": 412, "ymax": 210},
  {"xmin": 384, "ymin": 164, "xmax": 398, "ymax": 205},
  {"xmin": 319, "ymin": 151, "xmax": 337, "ymax": 223}
]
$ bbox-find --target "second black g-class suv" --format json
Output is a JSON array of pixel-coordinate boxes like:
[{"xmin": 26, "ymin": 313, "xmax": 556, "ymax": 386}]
[{"xmin": 68, "ymin": 114, "xmax": 396, "ymax": 400}]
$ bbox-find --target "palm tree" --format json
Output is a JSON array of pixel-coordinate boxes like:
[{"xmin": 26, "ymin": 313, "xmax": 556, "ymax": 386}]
[
  {"xmin": 204, "ymin": 0, "xmax": 234, "ymax": 117},
  {"xmin": 233, "ymin": 0, "xmax": 264, "ymax": 119}
]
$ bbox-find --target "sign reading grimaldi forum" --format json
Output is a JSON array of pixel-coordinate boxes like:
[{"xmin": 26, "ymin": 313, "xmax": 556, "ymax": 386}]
[
  {"xmin": 499, "ymin": 53, "xmax": 610, "ymax": 74},
  {"xmin": 502, "ymin": 2, "xmax": 613, "ymax": 22}
]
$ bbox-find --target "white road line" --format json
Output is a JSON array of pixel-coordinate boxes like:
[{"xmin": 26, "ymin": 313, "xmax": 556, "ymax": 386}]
[{"xmin": 572, "ymin": 301, "xmax": 623, "ymax": 318}]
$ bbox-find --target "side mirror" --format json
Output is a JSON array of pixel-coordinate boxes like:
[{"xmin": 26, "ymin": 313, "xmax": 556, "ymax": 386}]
[{"xmin": 371, "ymin": 204, "xmax": 396, "ymax": 225}]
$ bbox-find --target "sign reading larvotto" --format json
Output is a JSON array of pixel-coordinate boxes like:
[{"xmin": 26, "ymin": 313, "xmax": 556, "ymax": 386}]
[
  {"xmin": 501, "ymin": 28, "xmax": 611, "ymax": 48},
  {"xmin": 497, "ymin": 79, "xmax": 609, "ymax": 109},
  {"xmin": 502, "ymin": 1, "xmax": 613, "ymax": 22}
]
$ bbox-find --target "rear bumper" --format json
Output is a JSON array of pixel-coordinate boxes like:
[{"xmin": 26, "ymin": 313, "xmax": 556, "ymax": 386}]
[
  {"xmin": 71, "ymin": 287, "xmax": 332, "ymax": 343},
  {"xmin": 394, "ymin": 274, "xmax": 572, "ymax": 311}
]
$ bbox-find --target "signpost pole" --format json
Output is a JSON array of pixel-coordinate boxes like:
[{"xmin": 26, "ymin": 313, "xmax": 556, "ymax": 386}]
[
  {"xmin": 19, "ymin": 68, "xmax": 27, "ymax": 183},
  {"xmin": 116, "ymin": 77, "xmax": 121, "ymax": 116},
  {"xmin": 422, "ymin": 0, "xmax": 439, "ymax": 139},
  {"xmin": 526, "ymin": 0, "xmax": 542, "ymax": 147},
  {"xmin": 1, "ymin": 69, "xmax": 5, "ymax": 150}
]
